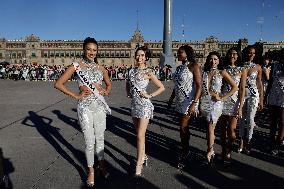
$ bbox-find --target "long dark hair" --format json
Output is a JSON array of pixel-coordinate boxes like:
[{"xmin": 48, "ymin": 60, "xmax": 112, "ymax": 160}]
[
  {"xmin": 83, "ymin": 37, "xmax": 98, "ymax": 63},
  {"xmin": 224, "ymin": 47, "xmax": 242, "ymax": 67},
  {"xmin": 242, "ymin": 45, "xmax": 260, "ymax": 64},
  {"xmin": 179, "ymin": 45, "xmax": 196, "ymax": 63},
  {"xmin": 203, "ymin": 51, "xmax": 223, "ymax": 72},
  {"xmin": 135, "ymin": 46, "xmax": 152, "ymax": 61}
]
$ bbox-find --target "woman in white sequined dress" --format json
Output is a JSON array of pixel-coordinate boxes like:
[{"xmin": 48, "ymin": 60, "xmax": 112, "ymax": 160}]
[
  {"xmin": 169, "ymin": 45, "xmax": 202, "ymax": 168},
  {"xmin": 238, "ymin": 45, "xmax": 263, "ymax": 154},
  {"xmin": 217, "ymin": 47, "xmax": 247, "ymax": 163},
  {"xmin": 265, "ymin": 48, "xmax": 284, "ymax": 155},
  {"xmin": 199, "ymin": 51, "xmax": 237, "ymax": 164},
  {"xmin": 126, "ymin": 46, "xmax": 165, "ymax": 176},
  {"xmin": 55, "ymin": 37, "xmax": 112, "ymax": 187}
]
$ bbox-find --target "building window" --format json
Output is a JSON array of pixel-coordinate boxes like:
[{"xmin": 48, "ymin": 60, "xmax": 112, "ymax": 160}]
[
  {"xmin": 0, "ymin": 53, "xmax": 2, "ymax": 58},
  {"xmin": 31, "ymin": 53, "xmax": 36, "ymax": 57}
]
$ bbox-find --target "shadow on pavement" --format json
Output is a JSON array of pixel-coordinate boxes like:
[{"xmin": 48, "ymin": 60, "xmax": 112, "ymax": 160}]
[
  {"xmin": 0, "ymin": 148, "xmax": 14, "ymax": 189},
  {"xmin": 21, "ymin": 111, "xmax": 87, "ymax": 183},
  {"xmin": 52, "ymin": 109, "xmax": 81, "ymax": 132}
]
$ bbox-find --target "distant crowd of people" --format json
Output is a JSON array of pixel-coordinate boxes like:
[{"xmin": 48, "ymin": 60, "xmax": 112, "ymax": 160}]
[{"xmin": 0, "ymin": 63, "xmax": 172, "ymax": 82}]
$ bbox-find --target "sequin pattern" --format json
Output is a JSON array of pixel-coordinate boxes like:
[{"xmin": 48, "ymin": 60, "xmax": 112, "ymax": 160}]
[
  {"xmin": 75, "ymin": 61, "xmax": 107, "ymax": 166},
  {"xmin": 222, "ymin": 66, "xmax": 243, "ymax": 116},
  {"xmin": 268, "ymin": 63, "xmax": 284, "ymax": 107},
  {"xmin": 200, "ymin": 70, "xmax": 223, "ymax": 124},
  {"xmin": 129, "ymin": 68, "xmax": 154, "ymax": 119},
  {"xmin": 239, "ymin": 62, "xmax": 259, "ymax": 140},
  {"xmin": 173, "ymin": 62, "xmax": 198, "ymax": 114},
  {"xmin": 77, "ymin": 63, "xmax": 106, "ymax": 113}
]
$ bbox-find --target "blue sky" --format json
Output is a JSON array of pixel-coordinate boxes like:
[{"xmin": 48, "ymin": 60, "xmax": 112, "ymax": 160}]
[{"xmin": 0, "ymin": 0, "xmax": 283, "ymax": 43}]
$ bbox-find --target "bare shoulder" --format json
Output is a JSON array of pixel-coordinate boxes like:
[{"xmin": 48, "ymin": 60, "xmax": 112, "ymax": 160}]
[
  {"xmin": 144, "ymin": 68, "xmax": 154, "ymax": 80},
  {"xmin": 256, "ymin": 64, "xmax": 262, "ymax": 70},
  {"xmin": 98, "ymin": 64, "xmax": 107, "ymax": 73},
  {"xmin": 220, "ymin": 69, "xmax": 229, "ymax": 77},
  {"xmin": 146, "ymin": 67, "xmax": 154, "ymax": 76},
  {"xmin": 192, "ymin": 63, "xmax": 201, "ymax": 70},
  {"xmin": 66, "ymin": 64, "xmax": 75, "ymax": 71}
]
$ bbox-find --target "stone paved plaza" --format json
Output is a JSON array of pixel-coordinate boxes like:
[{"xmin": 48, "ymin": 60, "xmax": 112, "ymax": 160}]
[{"xmin": 0, "ymin": 80, "xmax": 283, "ymax": 189}]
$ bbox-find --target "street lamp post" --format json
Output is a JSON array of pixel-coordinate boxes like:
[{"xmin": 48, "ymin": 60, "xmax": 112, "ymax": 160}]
[{"xmin": 160, "ymin": 0, "xmax": 175, "ymax": 72}]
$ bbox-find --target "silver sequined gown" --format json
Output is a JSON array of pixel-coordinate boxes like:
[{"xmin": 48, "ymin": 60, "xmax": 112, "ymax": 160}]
[
  {"xmin": 222, "ymin": 66, "xmax": 243, "ymax": 116},
  {"xmin": 200, "ymin": 70, "xmax": 223, "ymax": 124},
  {"xmin": 128, "ymin": 68, "xmax": 154, "ymax": 119},
  {"xmin": 172, "ymin": 61, "xmax": 198, "ymax": 114},
  {"xmin": 239, "ymin": 62, "xmax": 259, "ymax": 140},
  {"xmin": 268, "ymin": 63, "xmax": 284, "ymax": 107},
  {"xmin": 74, "ymin": 62, "xmax": 107, "ymax": 167}
]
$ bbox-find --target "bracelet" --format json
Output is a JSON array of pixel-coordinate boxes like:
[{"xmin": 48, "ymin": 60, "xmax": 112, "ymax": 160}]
[
  {"xmin": 192, "ymin": 100, "xmax": 198, "ymax": 103},
  {"xmin": 150, "ymin": 94, "xmax": 154, "ymax": 98}
]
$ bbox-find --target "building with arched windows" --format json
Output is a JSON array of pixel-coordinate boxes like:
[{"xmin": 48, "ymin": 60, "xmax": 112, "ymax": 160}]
[{"xmin": 0, "ymin": 30, "xmax": 283, "ymax": 67}]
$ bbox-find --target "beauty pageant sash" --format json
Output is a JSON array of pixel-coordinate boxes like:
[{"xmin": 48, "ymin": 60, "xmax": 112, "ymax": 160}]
[{"xmin": 73, "ymin": 62, "xmax": 111, "ymax": 114}]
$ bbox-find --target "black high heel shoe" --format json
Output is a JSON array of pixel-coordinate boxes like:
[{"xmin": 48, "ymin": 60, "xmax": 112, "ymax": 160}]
[
  {"xmin": 178, "ymin": 151, "xmax": 190, "ymax": 169},
  {"xmin": 97, "ymin": 161, "xmax": 110, "ymax": 180}
]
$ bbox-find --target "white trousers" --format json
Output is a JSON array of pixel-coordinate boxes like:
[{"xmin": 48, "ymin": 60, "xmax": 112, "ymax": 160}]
[{"xmin": 77, "ymin": 102, "xmax": 106, "ymax": 167}]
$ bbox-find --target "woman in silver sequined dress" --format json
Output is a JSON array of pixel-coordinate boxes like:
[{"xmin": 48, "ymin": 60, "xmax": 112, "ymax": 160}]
[
  {"xmin": 261, "ymin": 55, "xmax": 271, "ymax": 98},
  {"xmin": 199, "ymin": 51, "xmax": 237, "ymax": 164},
  {"xmin": 126, "ymin": 46, "xmax": 165, "ymax": 176},
  {"xmin": 238, "ymin": 46, "xmax": 263, "ymax": 154},
  {"xmin": 169, "ymin": 45, "xmax": 202, "ymax": 167},
  {"xmin": 265, "ymin": 48, "xmax": 284, "ymax": 155},
  {"xmin": 55, "ymin": 37, "xmax": 112, "ymax": 187},
  {"xmin": 217, "ymin": 47, "xmax": 247, "ymax": 163}
]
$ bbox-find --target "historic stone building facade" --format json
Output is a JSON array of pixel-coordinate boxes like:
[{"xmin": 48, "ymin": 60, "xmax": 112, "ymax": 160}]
[{"xmin": 0, "ymin": 30, "xmax": 283, "ymax": 67}]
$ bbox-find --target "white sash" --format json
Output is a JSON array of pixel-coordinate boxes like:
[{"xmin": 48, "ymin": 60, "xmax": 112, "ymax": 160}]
[
  {"xmin": 202, "ymin": 72, "xmax": 213, "ymax": 106},
  {"xmin": 246, "ymin": 81, "xmax": 257, "ymax": 96},
  {"xmin": 73, "ymin": 62, "xmax": 111, "ymax": 114},
  {"xmin": 275, "ymin": 75, "xmax": 284, "ymax": 93},
  {"xmin": 176, "ymin": 81, "xmax": 191, "ymax": 99}
]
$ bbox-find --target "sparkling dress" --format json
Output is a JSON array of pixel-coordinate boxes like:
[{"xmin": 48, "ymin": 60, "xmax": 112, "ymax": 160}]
[
  {"xmin": 222, "ymin": 66, "xmax": 243, "ymax": 116},
  {"xmin": 128, "ymin": 67, "xmax": 154, "ymax": 119},
  {"xmin": 199, "ymin": 70, "xmax": 223, "ymax": 124},
  {"xmin": 239, "ymin": 62, "xmax": 259, "ymax": 140},
  {"xmin": 172, "ymin": 61, "xmax": 198, "ymax": 114},
  {"xmin": 268, "ymin": 62, "xmax": 284, "ymax": 107},
  {"xmin": 74, "ymin": 62, "xmax": 107, "ymax": 166}
]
